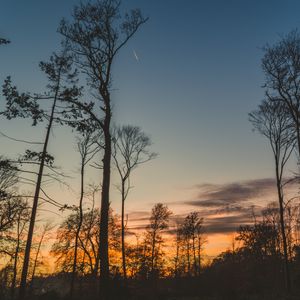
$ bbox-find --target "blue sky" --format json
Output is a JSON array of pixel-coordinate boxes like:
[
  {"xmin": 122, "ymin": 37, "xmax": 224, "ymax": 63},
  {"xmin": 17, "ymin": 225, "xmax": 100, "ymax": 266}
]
[{"xmin": 1, "ymin": 1, "xmax": 300, "ymax": 249}]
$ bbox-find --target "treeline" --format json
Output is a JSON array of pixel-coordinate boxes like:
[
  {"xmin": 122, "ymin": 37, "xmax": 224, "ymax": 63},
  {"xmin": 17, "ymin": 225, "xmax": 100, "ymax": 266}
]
[{"xmin": 3, "ymin": 197, "xmax": 300, "ymax": 300}]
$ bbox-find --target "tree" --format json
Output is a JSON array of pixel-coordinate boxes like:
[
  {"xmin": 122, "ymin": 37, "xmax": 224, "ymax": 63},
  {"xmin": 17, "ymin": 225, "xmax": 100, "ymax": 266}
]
[
  {"xmin": 2, "ymin": 51, "xmax": 81, "ymax": 300},
  {"xmin": 112, "ymin": 125, "xmax": 156, "ymax": 280},
  {"xmin": 145, "ymin": 203, "xmax": 172, "ymax": 277},
  {"xmin": 175, "ymin": 212, "xmax": 204, "ymax": 277},
  {"xmin": 58, "ymin": 1, "xmax": 148, "ymax": 296},
  {"xmin": 0, "ymin": 197, "xmax": 30, "ymax": 299},
  {"xmin": 236, "ymin": 222, "xmax": 280, "ymax": 259},
  {"xmin": 10, "ymin": 201, "xmax": 30, "ymax": 300},
  {"xmin": 70, "ymin": 132, "xmax": 99, "ymax": 299},
  {"xmin": 0, "ymin": 158, "xmax": 20, "ymax": 233},
  {"xmin": 261, "ymin": 30, "xmax": 300, "ymax": 159},
  {"xmin": 249, "ymin": 99, "xmax": 294, "ymax": 291},
  {"xmin": 51, "ymin": 208, "xmax": 121, "ymax": 277}
]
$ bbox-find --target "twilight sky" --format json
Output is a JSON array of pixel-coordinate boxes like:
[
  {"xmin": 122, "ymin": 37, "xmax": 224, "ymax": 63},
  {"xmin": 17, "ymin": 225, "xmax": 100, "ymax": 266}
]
[{"xmin": 1, "ymin": 0, "xmax": 300, "ymax": 256}]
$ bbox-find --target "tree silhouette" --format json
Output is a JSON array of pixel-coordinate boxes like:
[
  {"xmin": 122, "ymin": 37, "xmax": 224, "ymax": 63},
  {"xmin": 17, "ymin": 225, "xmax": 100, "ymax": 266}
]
[
  {"xmin": 2, "ymin": 51, "xmax": 81, "ymax": 300},
  {"xmin": 51, "ymin": 208, "xmax": 121, "ymax": 277},
  {"xmin": 112, "ymin": 125, "xmax": 157, "ymax": 280},
  {"xmin": 262, "ymin": 30, "xmax": 300, "ymax": 159},
  {"xmin": 181, "ymin": 212, "xmax": 204, "ymax": 276},
  {"xmin": 0, "ymin": 198, "xmax": 30, "ymax": 299},
  {"xmin": 70, "ymin": 132, "xmax": 99, "ymax": 299},
  {"xmin": 145, "ymin": 203, "xmax": 172, "ymax": 277},
  {"xmin": 58, "ymin": 1, "xmax": 148, "ymax": 296},
  {"xmin": 249, "ymin": 99, "xmax": 294, "ymax": 291}
]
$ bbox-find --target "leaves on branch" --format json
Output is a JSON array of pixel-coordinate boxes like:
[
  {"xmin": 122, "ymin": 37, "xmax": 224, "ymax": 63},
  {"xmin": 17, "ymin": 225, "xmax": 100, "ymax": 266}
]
[
  {"xmin": 2, "ymin": 77, "xmax": 44, "ymax": 126},
  {"xmin": 20, "ymin": 150, "xmax": 55, "ymax": 167}
]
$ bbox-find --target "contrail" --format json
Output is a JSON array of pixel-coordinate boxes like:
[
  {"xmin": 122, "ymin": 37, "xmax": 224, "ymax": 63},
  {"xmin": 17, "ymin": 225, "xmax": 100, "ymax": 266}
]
[{"xmin": 133, "ymin": 49, "xmax": 139, "ymax": 62}]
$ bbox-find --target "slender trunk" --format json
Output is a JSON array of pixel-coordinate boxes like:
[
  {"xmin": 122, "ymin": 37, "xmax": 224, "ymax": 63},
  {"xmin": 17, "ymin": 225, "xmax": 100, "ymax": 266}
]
[
  {"xmin": 99, "ymin": 95, "xmax": 111, "ymax": 300},
  {"xmin": 296, "ymin": 114, "xmax": 300, "ymax": 160},
  {"xmin": 151, "ymin": 231, "xmax": 156, "ymax": 273},
  {"xmin": 275, "ymin": 163, "xmax": 291, "ymax": 292},
  {"xmin": 11, "ymin": 243, "xmax": 19, "ymax": 300},
  {"xmin": 197, "ymin": 236, "xmax": 201, "ymax": 276},
  {"xmin": 29, "ymin": 228, "xmax": 46, "ymax": 294},
  {"xmin": 18, "ymin": 82, "xmax": 59, "ymax": 300},
  {"xmin": 70, "ymin": 158, "xmax": 85, "ymax": 299},
  {"xmin": 121, "ymin": 180, "xmax": 127, "ymax": 280},
  {"xmin": 11, "ymin": 215, "xmax": 21, "ymax": 300},
  {"xmin": 187, "ymin": 240, "xmax": 190, "ymax": 276},
  {"xmin": 175, "ymin": 237, "xmax": 179, "ymax": 277},
  {"xmin": 192, "ymin": 233, "xmax": 196, "ymax": 276},
  {"xmin": 93, "ymin": 250, "xmax": 100, "ymax": 278}
]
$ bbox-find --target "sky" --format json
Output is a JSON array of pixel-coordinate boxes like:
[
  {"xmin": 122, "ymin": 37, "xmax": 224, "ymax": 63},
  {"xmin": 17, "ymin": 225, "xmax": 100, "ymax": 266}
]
[{"xmin": 1, "ymin": 0, "xmax": 300, "ymax": 257}]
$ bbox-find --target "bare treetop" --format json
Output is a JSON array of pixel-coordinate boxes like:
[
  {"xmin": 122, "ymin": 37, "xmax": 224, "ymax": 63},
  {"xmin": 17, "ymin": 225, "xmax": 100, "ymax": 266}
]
[
  {"xmin": 59, "ymin": 0, "xmax": 148, "ymax": 89},
  {"xmin": 113, "ymin": 125, "xmax": 157, "ymax": 182}
]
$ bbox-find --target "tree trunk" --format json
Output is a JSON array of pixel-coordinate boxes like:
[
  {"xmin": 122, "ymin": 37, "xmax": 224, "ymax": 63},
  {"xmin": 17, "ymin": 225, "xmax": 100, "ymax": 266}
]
[
  {"xmin": 151, "ymin": 231, "xmax": 156, "ymax": 273},
  {"xmin": 192, "ymin": 234, "xmax": 196, "ymax": 276},
  {"xmin": 11, "ymin": 214, "xmax": 21, "ymax": 300},
  {"xmin": 296, "ymin": 114, "xmax": 300, "ymax": 160},
  {"xmin": 187, "ymin": 241, "xmax": 190, "ymax": 276},
  {"xmin": 29, "ymin": 227, "xmax": 46, "ymax": 295},
  {"xmin": 121, "ymin": 180, "xmax": 127, "ymax": 280},
  {"xmin": 275, "ymin": 163, "xmax": 291, "ymax": 292},
  {"xmin": 18, "ymin": 87, "xmax": 59, "ymax": 300},
  {"xmin": 99, "ymin": 96, "xmax": 111, "ymax": 300},
  {"xmin": 70, "ymin": 158, "xmax": 85, "ymax": 299},
  {"xmin": 197, "ymin": 236, "xmax": 201, "ymax": 276}
]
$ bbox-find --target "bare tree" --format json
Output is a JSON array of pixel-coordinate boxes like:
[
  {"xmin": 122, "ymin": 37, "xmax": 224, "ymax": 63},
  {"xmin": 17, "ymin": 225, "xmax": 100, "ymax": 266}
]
[
  {"xmin": 51, "ymin": 208, "xmax": 121, "ymax": 277},
  {"xmin": 249, "ymin": 99, "xmax": 294, "ymax": 291},
  {"xmin": 262, "ymin": 30, "xmax": 300, "ymax": 159},
  {"xmin": 0, "ymin": 159, "xmax": 20, "ymax": 234},
  {"xmin": 186, "ymin": 212, "xmax": 204, "ymax": 276},
  {"xmin": 58, "ymin": 1, "xmax": 148, "ymax": 295},
  {"xmin": 0, "ymin": 197, "xmax": 29, "ymax": 300},
  {"xmin": 10, "ymin": 202, "xmax": 30, "ymax": 300},
  {"xmin": 70, "ymin": 132, "xmax": 99, "ymax": 299},
  {"xmin": 146, "ymin": 203, "xmax": 172, "ymax": 277},
  {"xmin": 29, "ymin": 222, "xmax": 54, "ymax": 293},
  {"xmin": 112, "ymin": 125, "xmax": 156, "ymax": 280}
]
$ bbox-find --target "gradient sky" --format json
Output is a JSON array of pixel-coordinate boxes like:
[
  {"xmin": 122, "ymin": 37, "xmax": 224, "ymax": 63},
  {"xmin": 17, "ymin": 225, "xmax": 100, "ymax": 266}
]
[{"xmin": 1, "ymin": 0, "xmax": 300, "ymax": 257}]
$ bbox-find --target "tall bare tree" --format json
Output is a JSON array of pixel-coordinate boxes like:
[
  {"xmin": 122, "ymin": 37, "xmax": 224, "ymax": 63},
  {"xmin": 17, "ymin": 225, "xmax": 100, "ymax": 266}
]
[
  {"xmin": 146, "ymin": 203, "xmax": 172, "ymax": 276},
  {"xmin": 58, "ymin": 1, "xmax": 148, "ymax": 296},
  {"xmin": 262, "ymin": 30, "xmax": 300, "ymax": 159},
  {"xmin": 112, "ymin": 125, "xmax": 156, "ymax": 279},
  {"xmin": 249, "ymin": 99, "xmax": 294, "ymax": 291},
  {"xmin": 181, "ymin": 212, "xmax": 204, "ymax": 276},
  {"xmin": 70, "ymin": 132, "xmax": 99, "ymax": 298}
]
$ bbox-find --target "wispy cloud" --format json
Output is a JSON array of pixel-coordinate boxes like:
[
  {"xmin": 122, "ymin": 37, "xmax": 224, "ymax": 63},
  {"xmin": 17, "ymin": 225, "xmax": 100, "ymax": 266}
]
[
  {"xmin": 125, "ymin": 178, "xmax": 297, "ymax": 236},
  {"xmin": 185, "ymin": 178, "xmax": 277, "ymax": 208}
]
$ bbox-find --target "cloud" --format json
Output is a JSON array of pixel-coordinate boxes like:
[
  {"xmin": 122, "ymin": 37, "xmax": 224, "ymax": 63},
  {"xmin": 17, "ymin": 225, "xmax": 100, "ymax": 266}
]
[
  {"xmin": 125, "ymin": 178, "xmax": 298, "ymax": 236},
  {"xmin": 185, "ymin": 178, "xmax": 277, "ymax": 208}
]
